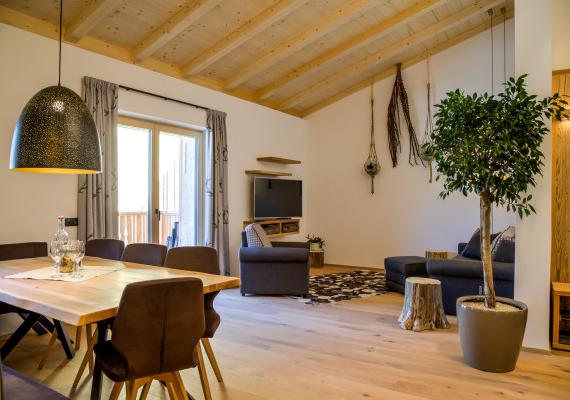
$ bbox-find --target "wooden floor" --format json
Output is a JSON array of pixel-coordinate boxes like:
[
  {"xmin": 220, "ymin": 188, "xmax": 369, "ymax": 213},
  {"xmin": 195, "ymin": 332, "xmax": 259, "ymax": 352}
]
[{"xmin": 3, "ymin": 266, "xmax": 570, "ymax": 400}]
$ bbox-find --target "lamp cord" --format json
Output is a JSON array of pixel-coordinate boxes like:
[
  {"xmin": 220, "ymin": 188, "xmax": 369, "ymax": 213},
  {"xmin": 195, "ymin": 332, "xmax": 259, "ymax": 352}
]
[
  {"xmin": 488, "ymin": 8, "xmax": 494, "ymax": 95},
  {"xmin": 502, "ymin": 7, "xmax": 506, "ymax": 84},
  {"xmin": 58, "ymin": 0, "xmax": 62, "ymax": 86}
]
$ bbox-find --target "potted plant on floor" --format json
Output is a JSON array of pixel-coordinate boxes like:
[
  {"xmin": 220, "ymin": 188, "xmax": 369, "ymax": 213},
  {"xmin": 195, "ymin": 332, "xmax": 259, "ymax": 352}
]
[
  {"xmin": 426, "ymin": 75, "xmax": 567, "ymax": 372},
  {"xmin": 306, "ymin": 234, "xmax": 325, "ymax": 251}
]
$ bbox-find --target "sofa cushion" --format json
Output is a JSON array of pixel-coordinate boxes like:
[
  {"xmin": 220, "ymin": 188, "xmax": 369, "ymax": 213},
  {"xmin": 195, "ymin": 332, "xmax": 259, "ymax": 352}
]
[
  {"xmin": 427, "ymin": 255, "xmax": 514, "ymax": 281},
  {"xmin": 461, "ymin": 229, "xmax": 481, "ymax": 259},
  {"xmin": 245, "ymin": 224, "xmax": 272, "ymax": 248},
  {"xmin": 492, "ymin": 226, "xmax": 515, "ymax": 263},
  {"xmin": 239, "ymin": 247, "xmax": 308, "ymax": 263},
  {"xmin": 384, "ymin": 256, "xmax": 427, "ymax": 275}
]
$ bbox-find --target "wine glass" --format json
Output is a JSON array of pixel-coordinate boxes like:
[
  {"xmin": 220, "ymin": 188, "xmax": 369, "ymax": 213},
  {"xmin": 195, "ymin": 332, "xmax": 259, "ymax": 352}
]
[
  {"xmin": 72, "ymin": 240, "xmax": 85, "ymax": 278},
  {"xmin": 58, "ymin": 242, "xmax": 77, "ymax": 276},
  {"xmin": 49, "ymin": 241, "xmax": 64, "ymax": 277}
]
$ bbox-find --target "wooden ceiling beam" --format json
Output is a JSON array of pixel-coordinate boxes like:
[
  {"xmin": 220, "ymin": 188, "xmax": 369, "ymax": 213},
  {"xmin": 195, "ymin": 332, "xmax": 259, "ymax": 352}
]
[
  {"xmin": 182, "ymin": 0, "xmax": 306, "ymax": 77},
  {"xmin": 132, "ymin": 0, "xmax": 221, "ymax": 62},
  {"xmin": 257, "ymin": 0, "xmax": 446, "ymax": 101},
  {"xmin": 299, "ymin": 7, "xmax": 514, "ymax": 117},
  {"xmin": 281, "ymin": 0, "xmax": 506, "ymax": 110},
  {"xmin": 224, "ymin": 0, "xmax": 376, "ymax": 90},
  {"xmin": 65, "ymin": 0, "xmax": 117, "ymax": 42}
]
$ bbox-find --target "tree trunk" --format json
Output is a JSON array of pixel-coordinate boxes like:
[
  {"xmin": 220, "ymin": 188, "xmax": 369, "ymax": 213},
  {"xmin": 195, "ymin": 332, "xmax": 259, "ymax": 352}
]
[{"xmin": 480, "ymin": 192, "xmax": 496, "ymax": 308}]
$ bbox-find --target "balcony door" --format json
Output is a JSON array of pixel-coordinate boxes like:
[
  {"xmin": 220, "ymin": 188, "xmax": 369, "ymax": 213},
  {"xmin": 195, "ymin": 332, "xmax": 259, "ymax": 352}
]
[{"xmin": 117, "ymin": 116, "xmax": 203, "ymax": 246}]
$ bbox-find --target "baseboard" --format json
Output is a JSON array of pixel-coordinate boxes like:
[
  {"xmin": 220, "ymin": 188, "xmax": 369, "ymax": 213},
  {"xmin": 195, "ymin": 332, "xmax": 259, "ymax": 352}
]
[{"xmin": 521, "ymin": 346, "xmax": 552, "ymax": 355}]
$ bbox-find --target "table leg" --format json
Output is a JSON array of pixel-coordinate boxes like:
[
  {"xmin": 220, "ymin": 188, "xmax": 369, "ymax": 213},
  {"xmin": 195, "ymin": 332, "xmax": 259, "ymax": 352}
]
[
  {"xmin": 0, "ymin": 313, "xmax": 41, "ymax": 360},
  {"xmin": 54, "ymin": 320, "xmax": 75, "ymax": 359},
  {"xmin": 90, "ymin": 320, "xmax": 109, "ymax": 400}
]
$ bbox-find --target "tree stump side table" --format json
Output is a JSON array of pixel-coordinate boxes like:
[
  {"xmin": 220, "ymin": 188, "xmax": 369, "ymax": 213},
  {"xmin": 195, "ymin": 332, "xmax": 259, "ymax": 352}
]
[
  {"xmin": 398, "ymin": 277, "xmax": 450, "ymax": 332},
  {"xmin": 309, "ymin": 250, "xmax": 324, "ymax": 268}
]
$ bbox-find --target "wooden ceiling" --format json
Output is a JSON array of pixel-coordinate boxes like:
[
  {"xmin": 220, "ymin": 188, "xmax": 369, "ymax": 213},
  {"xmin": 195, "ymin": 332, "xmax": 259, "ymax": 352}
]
[{"xmin": 0, "ymin": 0, "xmax": 513, "ymax": 117}]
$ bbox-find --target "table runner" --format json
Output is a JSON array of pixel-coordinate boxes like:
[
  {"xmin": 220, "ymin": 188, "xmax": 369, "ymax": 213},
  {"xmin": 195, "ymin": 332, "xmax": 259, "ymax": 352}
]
[{"xmin": 4, "ymin": 265, "xmax": 124, "ymax": 282}]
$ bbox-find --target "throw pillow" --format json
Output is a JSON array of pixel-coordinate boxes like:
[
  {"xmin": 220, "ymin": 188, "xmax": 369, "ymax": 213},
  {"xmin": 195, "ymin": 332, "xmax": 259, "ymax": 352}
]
[
  {"xmin": 462, "ymin": 228, "xmax": 482, "ymax": 260},
  {"xmin": 245, "ymin": 223, "xmax": 273, "ymax": 248},
  {"xmin": 491, "ymin": 226, "xmax": 515, "ymax": 263}
]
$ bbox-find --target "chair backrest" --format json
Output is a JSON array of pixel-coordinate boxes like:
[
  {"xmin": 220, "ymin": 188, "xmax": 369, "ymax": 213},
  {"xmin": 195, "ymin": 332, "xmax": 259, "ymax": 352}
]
[
  {"xmin": 111, "ymin": 278, "xmax": 205, "ymax": 378},
  {"xmin": 164, "ymin": 246, "xmax": 219, "ymax": 275},
  {"xmin": 0, "ymin": 242, "xmax": 47, "ymax": 261},
  {"xmin": 85, "ymin": 239, "xmax": 125, "ymax": 261},
  {"xmin": 121, "ymin": 243, "xmax": 167, "ymax": 266}
]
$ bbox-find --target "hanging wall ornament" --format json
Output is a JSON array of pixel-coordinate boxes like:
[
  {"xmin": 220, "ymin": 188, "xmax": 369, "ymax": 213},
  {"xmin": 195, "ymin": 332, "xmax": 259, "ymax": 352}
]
[
  {"xmin": 387, "ymin": 63, "xmax": 423, "ymax": 167},
  {"xmin": 420, "ymin": 52, "xmax": 435, "ymax": 183},
  {"xmin": 364, "ymin": 83, "xmax": 380, "ymax": 194}
]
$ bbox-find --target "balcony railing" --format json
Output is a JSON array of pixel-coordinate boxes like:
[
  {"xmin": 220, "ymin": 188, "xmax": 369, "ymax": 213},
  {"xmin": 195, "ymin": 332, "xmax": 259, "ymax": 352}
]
[{"xmin": 119, "ymin": 211, "xmax": 178, "ymax": 245}]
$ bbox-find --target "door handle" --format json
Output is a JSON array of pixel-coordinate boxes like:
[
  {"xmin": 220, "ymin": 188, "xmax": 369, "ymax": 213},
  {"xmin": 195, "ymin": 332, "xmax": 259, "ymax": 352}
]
[{"xmin": 155, "ymin": 208, "xmax": 161, "ymax": 221}]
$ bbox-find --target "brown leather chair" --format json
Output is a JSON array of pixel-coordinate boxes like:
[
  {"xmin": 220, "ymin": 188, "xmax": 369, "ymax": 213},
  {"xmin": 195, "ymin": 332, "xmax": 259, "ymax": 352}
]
[
  {"xmin": 86, "ymin": 239, "xmax": 125, "ymax": 261},
  {"xmin": 164, "ymin": 246, "xmax": 222, "ymax": 400},
  {"xmin": 94, "ymin": 278, "xmax": 205, "ymax": 400},
  {"xmin": 121, "ymin": 243, "xmax": 167, "ymax": 266}
]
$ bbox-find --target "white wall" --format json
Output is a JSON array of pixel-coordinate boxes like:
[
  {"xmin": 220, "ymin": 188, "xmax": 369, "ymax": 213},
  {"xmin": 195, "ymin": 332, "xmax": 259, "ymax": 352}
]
[
  {"xmin": 306, "ymin": 21, "xmax": 516, "ymax": 268},
  {"xmin": 553, "ymin": 0, "xmax": 570, "ymax": 71},
  {"xmin": 514, "ymin": 0, "xmax": 553, "ymax": 351},
  {"xmin": 0, "ymin": 24, "xmax": 308, "ymax": 277}
]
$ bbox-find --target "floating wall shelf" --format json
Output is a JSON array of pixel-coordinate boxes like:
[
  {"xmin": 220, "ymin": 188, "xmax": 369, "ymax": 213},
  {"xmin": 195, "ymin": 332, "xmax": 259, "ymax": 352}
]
[
  {"xmin": 257, "ymin": 156, "xmax": 301, "ymax": 164},
  {"xmin": 245, "ymin": 170, "xmax": 292, "ymax": 177}
]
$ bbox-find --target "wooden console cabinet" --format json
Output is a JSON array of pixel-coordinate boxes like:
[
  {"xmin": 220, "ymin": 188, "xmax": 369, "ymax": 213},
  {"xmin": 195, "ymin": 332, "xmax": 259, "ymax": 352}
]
[{"xmin": 242, "ymin": 218, "xmax": 300, "ymax": 238}]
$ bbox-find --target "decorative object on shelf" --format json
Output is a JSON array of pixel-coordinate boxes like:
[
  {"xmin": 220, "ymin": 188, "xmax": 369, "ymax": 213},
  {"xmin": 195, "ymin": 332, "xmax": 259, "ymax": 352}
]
[
  {"xmin": 426, "ymin": 71, "xmax": 567, "ymax": 371},
  {"xmin": 364, "ymin": 82, "xmax": 380, "ymax": 193},
  {"xmin": 387, "ymin": 63, "xmax": 422, "ymax": 168},
  {"xmin": 306, "ymin": 234, "xmax": 325, "ymax": 251},
  {"xmin": 420, "ymin": 53, "xmax": 435, "ymax": 183},
  {"xmin": 398, "ymin": 277, "xmax": 449, "ymax": 332},
  {"xmin": 9, "ymin": 0, "xmax": 101, "ymax": 174},
  {"xmin": 295, "ymin": 270, "xmax": 388, "ymax": 304}
]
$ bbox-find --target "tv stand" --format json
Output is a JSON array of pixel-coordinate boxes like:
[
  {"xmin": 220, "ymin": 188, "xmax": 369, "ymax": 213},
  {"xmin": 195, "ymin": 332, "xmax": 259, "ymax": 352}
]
[{"xmin": 242, "ymin": 218, "xmax": 300, "ymax": 237}]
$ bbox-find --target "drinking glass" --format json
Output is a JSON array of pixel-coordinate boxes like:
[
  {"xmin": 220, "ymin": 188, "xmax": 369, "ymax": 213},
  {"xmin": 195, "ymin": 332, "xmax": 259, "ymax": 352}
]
[
  {"xmin": 49, "ymin": 241, "xmax": 64, "ymax": 277},
  {"xmin": 59, "ymin": 243, "xmax": 77, "ymax": 276},
  {"xmin": 72, "ymin": 240, "xmax": 85, "ymax": 278}
]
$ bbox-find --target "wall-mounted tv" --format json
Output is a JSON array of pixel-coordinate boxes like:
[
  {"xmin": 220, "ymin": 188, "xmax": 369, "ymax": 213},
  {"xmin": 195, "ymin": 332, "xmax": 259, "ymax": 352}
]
[{"xmin": 253, "ymin": 177, "xmax": 302, "ymax": 220}]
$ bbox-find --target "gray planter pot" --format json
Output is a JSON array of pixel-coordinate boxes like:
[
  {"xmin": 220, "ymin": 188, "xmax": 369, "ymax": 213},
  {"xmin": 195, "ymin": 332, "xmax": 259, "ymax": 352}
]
[{"xmin": 456, "ymin": 295, "xmax": 528, "ymax": 372}]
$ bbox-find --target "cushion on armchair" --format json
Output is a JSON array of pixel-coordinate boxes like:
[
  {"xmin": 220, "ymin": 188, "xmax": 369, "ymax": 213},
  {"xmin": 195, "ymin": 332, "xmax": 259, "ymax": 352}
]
[{"xmin": 245, "ymin": 223, "xmax": 272, "ymax": 248}]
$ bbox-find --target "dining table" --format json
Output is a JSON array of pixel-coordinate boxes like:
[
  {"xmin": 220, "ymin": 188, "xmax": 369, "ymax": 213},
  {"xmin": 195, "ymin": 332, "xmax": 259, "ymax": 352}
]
[{"xmin": 0, "ymin": 256, "xmax": 241, "ymax": 400}]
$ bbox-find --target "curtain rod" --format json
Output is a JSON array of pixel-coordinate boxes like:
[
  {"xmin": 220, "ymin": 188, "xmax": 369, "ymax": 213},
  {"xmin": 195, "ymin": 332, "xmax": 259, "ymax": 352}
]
[{"xmin": 118, "ymin": 85, "xmax": 211, "ymax": 112}]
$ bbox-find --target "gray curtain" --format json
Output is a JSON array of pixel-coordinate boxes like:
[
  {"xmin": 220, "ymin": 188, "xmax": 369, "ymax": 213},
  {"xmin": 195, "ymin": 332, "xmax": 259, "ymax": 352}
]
[
  {"xmin": 77, "ymin": 76, "xmax": 119, "ymax": 241},
  {"xmin": 205, "ymin": 110, "xmax": 230, "ymax": 276}
]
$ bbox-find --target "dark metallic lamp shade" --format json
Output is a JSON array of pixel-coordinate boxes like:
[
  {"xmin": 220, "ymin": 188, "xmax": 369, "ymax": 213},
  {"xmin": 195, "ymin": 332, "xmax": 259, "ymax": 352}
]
[{"xmin": 9, "ymin": 85, "xmax": 102, "ymax": 174}]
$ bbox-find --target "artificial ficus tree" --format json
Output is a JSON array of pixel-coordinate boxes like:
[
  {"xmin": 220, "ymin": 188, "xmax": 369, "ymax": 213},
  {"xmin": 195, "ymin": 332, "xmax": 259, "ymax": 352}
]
[{"xmin": 427, "ymin": 75, "xmax": 567, "ymax": 308}]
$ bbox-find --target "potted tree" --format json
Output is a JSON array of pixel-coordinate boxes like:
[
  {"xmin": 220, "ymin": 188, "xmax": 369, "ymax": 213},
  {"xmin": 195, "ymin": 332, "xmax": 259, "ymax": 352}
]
[{"xmin": 427, "ymin": 75, "xmax": 566, "ymax": 372}]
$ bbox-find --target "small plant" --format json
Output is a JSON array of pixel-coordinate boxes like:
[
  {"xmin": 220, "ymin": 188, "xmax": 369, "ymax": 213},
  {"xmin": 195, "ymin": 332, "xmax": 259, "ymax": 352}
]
[{"xmin": 306, "ymin": 234, "xmax": 326, "ymax": 248}]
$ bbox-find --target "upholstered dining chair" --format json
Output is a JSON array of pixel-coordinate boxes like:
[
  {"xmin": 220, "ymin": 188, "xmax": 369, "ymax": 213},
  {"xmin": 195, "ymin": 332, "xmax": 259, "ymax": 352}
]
[
  {"xmin": 94, "ymin": 278, "xmax": 205, "ymax": 400},
  {"xmin": 163, "ymin": 246, "xmax": 222, "ymax": 400},
  {"xmin": 85, "ymin": 239, "xmax": 125, "ymax": 261},
  {"xmin": 121, "ymin": 243, "xmax": 167, "ymax": 266}
]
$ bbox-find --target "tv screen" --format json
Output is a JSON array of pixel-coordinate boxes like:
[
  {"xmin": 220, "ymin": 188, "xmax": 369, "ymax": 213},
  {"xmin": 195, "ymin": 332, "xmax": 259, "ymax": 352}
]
[{"xmin": 253, "ymin": 177, "xmax": 302, "ymax": 219}]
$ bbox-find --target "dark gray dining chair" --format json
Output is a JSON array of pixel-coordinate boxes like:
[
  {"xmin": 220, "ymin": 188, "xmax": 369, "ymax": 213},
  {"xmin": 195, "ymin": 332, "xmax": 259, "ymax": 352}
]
[
  {"xmin": 86, "ymin": 239, "xmax": 125, "ymax": 261},
  {"xmin": 163, "ymin": 246, "xmax": 222, "ymax": 400},
  {"xmin": 94, "ymin": 278, "xmax": 205, "ymax": 400},
  {"xmin": 121, "ymin": 243, "xmax": 167, "ymax": 266}
]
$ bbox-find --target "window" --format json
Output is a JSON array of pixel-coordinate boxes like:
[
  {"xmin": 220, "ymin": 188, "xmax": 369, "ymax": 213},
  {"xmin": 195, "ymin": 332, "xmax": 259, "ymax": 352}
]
[{"xmin": 117, "ymin": 116, "xmax": 204, "ymax": 246}]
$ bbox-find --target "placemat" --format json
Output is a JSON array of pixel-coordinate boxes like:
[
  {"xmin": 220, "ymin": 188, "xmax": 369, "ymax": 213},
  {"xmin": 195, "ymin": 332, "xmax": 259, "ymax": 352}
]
[{"xmin": 4, "ymin": 265, "xmax": 125, "ymax": 282}]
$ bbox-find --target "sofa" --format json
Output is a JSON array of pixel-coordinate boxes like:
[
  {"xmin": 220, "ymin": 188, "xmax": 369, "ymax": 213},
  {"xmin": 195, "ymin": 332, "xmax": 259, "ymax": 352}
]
[
  {"xmin": 238, "ymin": 232, "xmax": 309, "ymax": 296},
  {"xmin": 427, "ymin": 241, "xmax": 515, "ymax": 315}
]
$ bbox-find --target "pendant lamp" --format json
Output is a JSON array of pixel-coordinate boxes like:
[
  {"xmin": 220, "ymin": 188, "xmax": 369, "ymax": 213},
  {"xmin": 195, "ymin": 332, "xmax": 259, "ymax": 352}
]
[{"xmin": 9, "ymin": 0, "xmax": 101, "ymax": 174}]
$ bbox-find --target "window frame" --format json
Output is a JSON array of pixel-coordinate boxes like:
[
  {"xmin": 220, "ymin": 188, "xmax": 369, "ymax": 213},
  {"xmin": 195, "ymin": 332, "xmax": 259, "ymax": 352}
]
[{"xmin": 117, "ymin": 115, "xmax": 205, "ymax": 246}]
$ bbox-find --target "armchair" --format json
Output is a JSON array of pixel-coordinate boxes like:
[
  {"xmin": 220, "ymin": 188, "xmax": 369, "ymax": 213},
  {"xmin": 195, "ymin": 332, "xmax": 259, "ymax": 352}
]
[{"xmin": 239, "ymin": 232, "xmax": 309, "ymax": 296}]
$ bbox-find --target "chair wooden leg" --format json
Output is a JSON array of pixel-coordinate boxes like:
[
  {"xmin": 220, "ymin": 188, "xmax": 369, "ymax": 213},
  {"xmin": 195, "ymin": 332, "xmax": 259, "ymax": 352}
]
[
  {"xmin": 201, "ymin": 338, "xmax": 223, "ymax": 383},
  {"xmin": 164, "ymin": 376, "xmax": 180, "ymax": 400},
  {"xmin": 109, "ymin": 382, "xmax": 124, "ymax": 400},
  {"xmin": 125, "ymin": 379, "xmax": 147, "ymax": 400},
  {"xmin": 71, "ymin": 326, "xmax": 98, "ymax": 388},
  {"xmin": 74, "ymin": 325, "xmax": 82, "ymax": 351},
  {"xmin": 196, "ymin": 343, "xmax": 212, "ymax": 400},
  {"xmin": 173, "ymin": 372, "xmax": 189, "ymax": 400},
  {"xmin": 38, "ymin": 330, "xmax": 58, "ymax": 369},
  {"xmin": 139, "ymin": 381, "xmax": 152, "ymax": 400},
  {"xmin": 85, "ymin": 323, "xmax": 94, "ymax": 373}
]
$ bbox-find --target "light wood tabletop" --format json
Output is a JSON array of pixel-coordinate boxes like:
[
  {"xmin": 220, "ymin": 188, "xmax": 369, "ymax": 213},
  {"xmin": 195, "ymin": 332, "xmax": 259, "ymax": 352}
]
[{"xmin": 0, "ymin": 256, "xmax": 241, "ymax": 327}]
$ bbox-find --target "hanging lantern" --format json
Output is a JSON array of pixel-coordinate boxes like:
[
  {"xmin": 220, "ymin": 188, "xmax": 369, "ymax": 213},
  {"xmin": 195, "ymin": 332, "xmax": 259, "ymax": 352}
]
[{"xmin": 9, "ymin": 0, "xmax": 101, "ymax": 174}]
